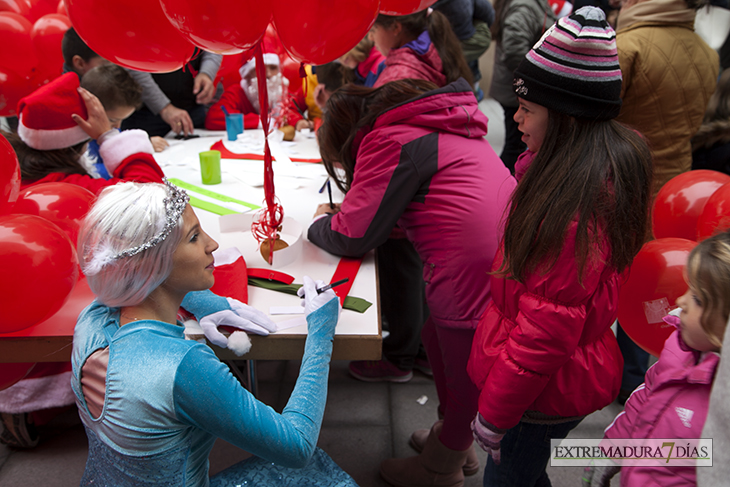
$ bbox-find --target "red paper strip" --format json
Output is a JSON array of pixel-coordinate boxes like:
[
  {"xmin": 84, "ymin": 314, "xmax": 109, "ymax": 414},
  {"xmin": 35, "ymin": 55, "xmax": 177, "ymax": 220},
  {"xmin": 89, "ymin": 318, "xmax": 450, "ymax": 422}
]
[
  {"xmin": 210, "ymin": 140, "xmax": 322, "ymax": 164},
  {"xmin": 330, "ymin": 256, "xmax": 363, "ymax": 305},
  {"xmin": 210, "ymin": 256, "xmax": 249, "ymax": 304}
]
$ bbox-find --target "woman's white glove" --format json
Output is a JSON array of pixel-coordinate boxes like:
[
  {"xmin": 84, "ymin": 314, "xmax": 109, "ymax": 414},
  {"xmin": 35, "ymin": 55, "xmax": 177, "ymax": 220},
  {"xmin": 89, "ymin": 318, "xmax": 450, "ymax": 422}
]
[
  {"xmin": 296, "ymin": 276, "xmax": 341, "ymax": 319},
  {"xmin": 199, "ymin": 297, "xmax": 276, "ymax": 347}
]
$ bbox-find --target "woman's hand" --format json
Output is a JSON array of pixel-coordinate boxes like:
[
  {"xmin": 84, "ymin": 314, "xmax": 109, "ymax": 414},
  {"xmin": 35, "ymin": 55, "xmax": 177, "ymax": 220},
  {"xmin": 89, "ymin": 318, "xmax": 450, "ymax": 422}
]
[
  {"xmin": 295, "ymin": 119, "xmax": 314, "ymax": 132},
  {"xmin": 72, "ymin": 87, "xmax": 112, "ymax": 140},
  {"xmin": 314, "ymin": 203, "xmax": 341, "ymax": 218}
]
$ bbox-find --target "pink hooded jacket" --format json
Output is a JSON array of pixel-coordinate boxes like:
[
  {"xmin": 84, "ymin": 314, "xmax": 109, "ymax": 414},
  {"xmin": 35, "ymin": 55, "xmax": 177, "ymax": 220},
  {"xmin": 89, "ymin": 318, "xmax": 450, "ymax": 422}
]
[
  {"xmin": 308, "ymin": 79, "xmax": 516, "ymax": 329},
  {"xmin": 374, "ymin": 31, "xmax": 447, "ymax": 89},
  {"xmin": 604, "ymin": 329, "xmax": 719, "ymax": 486}
]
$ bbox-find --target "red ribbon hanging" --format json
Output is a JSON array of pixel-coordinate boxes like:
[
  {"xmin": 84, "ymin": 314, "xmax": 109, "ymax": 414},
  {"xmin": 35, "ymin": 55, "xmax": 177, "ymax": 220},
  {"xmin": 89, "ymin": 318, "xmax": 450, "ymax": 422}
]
[{"xmin": 250, "ymin": 40, "xmax": 284, "ymax": 264}]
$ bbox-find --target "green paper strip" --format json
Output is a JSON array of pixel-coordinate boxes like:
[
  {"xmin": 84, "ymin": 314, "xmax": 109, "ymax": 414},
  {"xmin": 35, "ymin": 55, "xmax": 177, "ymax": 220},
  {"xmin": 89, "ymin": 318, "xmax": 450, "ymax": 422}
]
[
  {"xmin": 168, "ymin": 178, "xmax": 260, "ymax": 210},
  {"xmin": 188, "ymin": 195, "xmax": 238, "ymax": 215},
  {"xmin": 248, "ymin": 277, "xmax": 373, "ymax": 314}
]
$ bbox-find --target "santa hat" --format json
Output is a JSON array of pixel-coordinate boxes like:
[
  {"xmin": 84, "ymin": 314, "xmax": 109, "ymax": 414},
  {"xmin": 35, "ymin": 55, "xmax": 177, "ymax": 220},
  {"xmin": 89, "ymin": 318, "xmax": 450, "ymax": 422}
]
[
  {"xmin": 17, "ymin": 73, "xmax": 90, "ymax": 151},
  {"xmin": 239, "ymin": 38, "xmax": 281, "ymax": 79}
]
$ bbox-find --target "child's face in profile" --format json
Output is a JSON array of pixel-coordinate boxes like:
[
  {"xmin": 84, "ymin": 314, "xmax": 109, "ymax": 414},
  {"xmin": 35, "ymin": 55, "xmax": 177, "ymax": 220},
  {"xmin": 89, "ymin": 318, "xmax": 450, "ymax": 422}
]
[
  {"xmin": 105, "ymin": 105, "xmax": 136, "ymax": 129},
  {"xmin": 676, "ymin": 285, "xmax": 722, "ymax": 353},
  {"xmin": 514, "ymin": 98, "xmax": 549, "ymax": 153}
]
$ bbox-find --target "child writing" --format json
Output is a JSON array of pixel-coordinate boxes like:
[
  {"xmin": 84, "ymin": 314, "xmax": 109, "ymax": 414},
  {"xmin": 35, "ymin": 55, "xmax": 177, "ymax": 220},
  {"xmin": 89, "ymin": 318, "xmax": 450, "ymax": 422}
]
[
  {"xmin": 81, "ymin": 64, "xmax": 168, "ymax": 180},
  {"xmin": 370, "ymin": 8, "xmax": 473, "ymax": 89},
  {"xmin": 585, "ymin": 232, "xmax": 729, "ymax": 487},
  {"xmin": 466, "ymin": 7, "xmax": 653, "ymax": 485},
  {"xmin": 6, "ymin": 72, "xmax": 163, "ymax": 195}
]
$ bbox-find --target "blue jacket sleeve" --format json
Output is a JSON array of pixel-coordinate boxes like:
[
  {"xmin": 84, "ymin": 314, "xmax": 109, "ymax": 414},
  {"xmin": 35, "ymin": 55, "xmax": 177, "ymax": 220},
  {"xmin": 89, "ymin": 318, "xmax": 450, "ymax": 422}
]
[{"xmin": 172, "ymin": 298, "xmax": 339, "ymax": 468}]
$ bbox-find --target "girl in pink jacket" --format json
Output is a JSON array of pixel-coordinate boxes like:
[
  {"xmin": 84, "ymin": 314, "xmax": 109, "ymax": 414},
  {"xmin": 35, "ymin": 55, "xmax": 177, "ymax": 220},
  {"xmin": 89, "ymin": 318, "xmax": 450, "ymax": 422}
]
[
  {"xmin": 586, "ymin": 232, "xmax": 730, "ymax": 487},
  {"xmin": 466, "ymin": 7, "xmax": 653, "ymax": 485}
]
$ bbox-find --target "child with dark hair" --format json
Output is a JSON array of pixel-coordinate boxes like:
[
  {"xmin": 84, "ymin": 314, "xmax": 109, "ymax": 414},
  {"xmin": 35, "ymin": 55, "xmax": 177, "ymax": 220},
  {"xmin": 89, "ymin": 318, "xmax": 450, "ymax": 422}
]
[
  {"xmin": 467, "ymin": 8, "xmax": 653, "ymax": 485},
  {"xmin": 61, "ymin": 27, "xmax": 108, "ymax": 78},
  {"xmin": 370, "ymin": 8, "xmax": 474, "ymax": 89},
  {"xmin": 81, "ymin": 65, "xmax": 167, "ymax": 178}
]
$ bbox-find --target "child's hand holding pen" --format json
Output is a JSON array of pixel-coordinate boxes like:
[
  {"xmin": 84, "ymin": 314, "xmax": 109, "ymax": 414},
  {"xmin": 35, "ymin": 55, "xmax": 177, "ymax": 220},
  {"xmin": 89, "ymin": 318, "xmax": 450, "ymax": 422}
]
[{"xmin": 314, "ymin": 202, "xmax": 341, "ymax": 217}]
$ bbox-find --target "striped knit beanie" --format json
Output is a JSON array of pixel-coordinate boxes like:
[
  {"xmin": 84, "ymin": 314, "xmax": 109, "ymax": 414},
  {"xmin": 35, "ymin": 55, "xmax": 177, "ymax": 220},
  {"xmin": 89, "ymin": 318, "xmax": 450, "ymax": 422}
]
[{"xmin": 512, "ymin": 6, "xmax": 622, "ymax": 121}]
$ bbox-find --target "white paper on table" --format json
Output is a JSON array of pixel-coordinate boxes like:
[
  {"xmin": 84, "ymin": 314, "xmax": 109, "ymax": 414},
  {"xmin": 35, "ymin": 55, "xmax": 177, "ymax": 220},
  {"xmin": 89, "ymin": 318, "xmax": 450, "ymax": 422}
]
[
  {"xmin": 270, "ymin": 306, "xmax": 305, "ymax": 315},
  {"xmin": 273, "ymin": 316, "xmax": 307, "ymax": 332}
]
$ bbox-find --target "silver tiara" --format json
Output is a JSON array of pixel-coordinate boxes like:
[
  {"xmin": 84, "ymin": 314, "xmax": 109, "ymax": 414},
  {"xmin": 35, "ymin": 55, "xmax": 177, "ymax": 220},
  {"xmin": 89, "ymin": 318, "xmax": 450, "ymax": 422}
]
[
  {"xmin": 113, "ymin": 179, "xmax": 190, "ymax": 260},
  {"xmin": 84, "ymin": 179, "xmax": 189, "ymax": 276}
]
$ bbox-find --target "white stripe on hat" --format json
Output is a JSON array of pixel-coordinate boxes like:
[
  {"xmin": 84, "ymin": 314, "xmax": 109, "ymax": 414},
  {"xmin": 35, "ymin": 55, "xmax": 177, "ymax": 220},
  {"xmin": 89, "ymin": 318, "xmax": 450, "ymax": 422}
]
[{"xmin": 18, "ymin": 113, "xmax": 90, "ymax": 151}]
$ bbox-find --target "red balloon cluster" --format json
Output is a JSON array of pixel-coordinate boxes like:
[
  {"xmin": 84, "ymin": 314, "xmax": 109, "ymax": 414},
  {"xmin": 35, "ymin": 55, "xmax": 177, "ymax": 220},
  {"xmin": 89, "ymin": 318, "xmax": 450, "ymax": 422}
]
[
  {"xmin": 0, "ymin": 0, "xmax": 71, "ymax": 116},
  {"xmin": 620, "ymin": 169, "xmax": 730, "ymax": 356},
  {"xmin": 0, "ymin": 133, "xmax": 90, "ymax": 335}
]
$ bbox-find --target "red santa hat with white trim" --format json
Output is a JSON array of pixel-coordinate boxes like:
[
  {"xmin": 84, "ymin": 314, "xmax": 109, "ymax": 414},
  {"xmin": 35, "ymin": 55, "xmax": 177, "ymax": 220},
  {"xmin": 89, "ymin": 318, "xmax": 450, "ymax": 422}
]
[
  {"xmin": 239, "ymin": 37, "xmax": 281, "ymax": 79},
  {"xmin": 17, "ymin": 73, "xmax": 90, "ymax": 151}
]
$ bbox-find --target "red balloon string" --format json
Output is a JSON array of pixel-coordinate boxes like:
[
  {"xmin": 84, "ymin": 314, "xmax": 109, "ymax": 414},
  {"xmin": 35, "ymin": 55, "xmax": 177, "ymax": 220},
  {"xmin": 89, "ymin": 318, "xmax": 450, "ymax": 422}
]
[{"xmin": 250, "ymin": 40, "xmax": 284, "ymax": 264}]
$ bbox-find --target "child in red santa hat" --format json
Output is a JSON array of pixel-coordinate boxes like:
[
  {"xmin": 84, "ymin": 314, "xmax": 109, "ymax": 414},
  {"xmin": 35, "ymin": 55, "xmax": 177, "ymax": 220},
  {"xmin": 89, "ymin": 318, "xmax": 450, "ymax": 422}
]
[
  {"xmin": 3, "ymin": 72, "xmax": 164, "ymax": 196},
  {"xmin": 205, "ymin": 41, "xmax": 309, "ymax": 133}
]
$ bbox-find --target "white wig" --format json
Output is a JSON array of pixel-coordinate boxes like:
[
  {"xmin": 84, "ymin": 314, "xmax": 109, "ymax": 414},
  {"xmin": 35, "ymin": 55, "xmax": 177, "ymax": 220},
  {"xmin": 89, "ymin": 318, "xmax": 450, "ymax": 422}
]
[{"xmin": 77, "ymin": 182, "xmax": 184, "ymax": 307}]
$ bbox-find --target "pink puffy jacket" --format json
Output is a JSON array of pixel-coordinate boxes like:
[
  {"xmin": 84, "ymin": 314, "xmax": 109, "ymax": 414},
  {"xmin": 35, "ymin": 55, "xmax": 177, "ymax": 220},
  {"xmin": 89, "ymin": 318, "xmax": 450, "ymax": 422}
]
[{"xmin": 604, "ymin": 330, "xmax": 719, "ymax": 487}]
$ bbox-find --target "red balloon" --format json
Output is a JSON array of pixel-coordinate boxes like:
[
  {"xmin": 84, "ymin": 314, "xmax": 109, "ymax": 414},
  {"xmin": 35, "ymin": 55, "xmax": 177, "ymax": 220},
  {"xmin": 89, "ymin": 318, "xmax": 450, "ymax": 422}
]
[
  {"xmin": 618, "ymin": 238, "xmax": 697, "ymax": 356},
  {"xmin": 65, "ymin": 0, "xmax": 195, "ymax": 73},
  {"xmin": 0, "ymin": 214, "xmax": 78, "ymax": 333},
  {"xmin": 56, "ymin": 0, "xmax": 63, "ymax": 15},
  {"xmin": 0, "ymin": 65, "xmax": 34, "ymax": 116},
  {"xmin": 13, "ymin": 182, "xmax": 95, "ymax": 246},
  {"xmin": 281, "ymin": 56, "xmax": 301, "ymax": 93},
  {"xmin": 0, "ymin": 132, "xmax": 20, "ymax": 215},
  {"xmin": 0, "ymin": 12, "xmax": 37, "ymax": 78},
  {"xmin": 264, "ymin": 23, "xmax": 287, "ymax": 58},
  {"xmin": 272, "ymin": 0, "xmax": 379, "ymax": 65},
  {"xmin": 0, "ymin": 362, "xmax": 36, "ymax": 391},
  {"xmin": 24, "ymin": 0, "xmax": 56, "ymax": 22},
  {"xmin": 216, "ymin": 52, "xmax": 249, "ymax": 89},
  {"xmin": 160, "ymin": 0, "xmax": 269, "ymax": 54},
  {"xmin": 30, "ymin": 13, "xmax": 70, "ymax": 84},
  {"xmin": 697, "ymin": 181, "xmax": 730, "ymax": 241},
  {"xmin": 379, "ymin": 0, "xmax": 437, "ymax": 15},
  {"xmin": 0, "ymin": 0, "xmax": 29, "ymax": 17},
  {"xmin": 652, "ymin": 170, "xmax": 730, "ymax": 241}
]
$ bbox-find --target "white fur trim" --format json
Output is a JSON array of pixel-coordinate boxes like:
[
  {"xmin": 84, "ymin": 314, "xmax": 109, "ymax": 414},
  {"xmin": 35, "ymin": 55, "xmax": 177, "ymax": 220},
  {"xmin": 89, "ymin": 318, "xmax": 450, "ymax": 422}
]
[
  {"xmin": 98, "ymin": 129, "xmax": 154, "ymax": 175},
  {"xmin": 0, "ymin": 372, "xmax": 75, "ymax": 413},
  {"xmin": 227, "ymin": 331, "xmax": 252, "ymax": 356},
  {"xmin": 17, "ymin": 113, "xmax": 90, "ymax": 150},
  {"xmin": 239, "ymin": 53, "xmax": 281, "ymax": 78}
]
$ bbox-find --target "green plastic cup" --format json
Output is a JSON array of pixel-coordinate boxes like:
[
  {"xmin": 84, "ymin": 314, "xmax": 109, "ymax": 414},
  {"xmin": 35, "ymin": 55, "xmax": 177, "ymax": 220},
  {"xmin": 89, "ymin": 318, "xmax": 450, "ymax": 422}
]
[{"xmin": 199, "ymin": 150, "xmax": 222, "ymax": 185}]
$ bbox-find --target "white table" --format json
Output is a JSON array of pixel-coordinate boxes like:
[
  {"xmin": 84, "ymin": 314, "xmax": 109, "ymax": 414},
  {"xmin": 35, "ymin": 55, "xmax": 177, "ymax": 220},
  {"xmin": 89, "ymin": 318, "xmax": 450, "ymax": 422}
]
[{"xmin": 0, "ymin": 130, "xmax": 381, "ymax": 364}]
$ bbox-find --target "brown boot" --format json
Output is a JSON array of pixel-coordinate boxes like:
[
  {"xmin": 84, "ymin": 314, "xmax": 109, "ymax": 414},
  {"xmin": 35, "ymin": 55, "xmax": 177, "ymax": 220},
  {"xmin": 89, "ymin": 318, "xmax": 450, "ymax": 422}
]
[
  {"xmin": 409, "ymin": 420, "xmax": 479, "ymax": 476},
  {"xmin": 380, "ymin": 421, "xmax": 467, "ymax": 487}
]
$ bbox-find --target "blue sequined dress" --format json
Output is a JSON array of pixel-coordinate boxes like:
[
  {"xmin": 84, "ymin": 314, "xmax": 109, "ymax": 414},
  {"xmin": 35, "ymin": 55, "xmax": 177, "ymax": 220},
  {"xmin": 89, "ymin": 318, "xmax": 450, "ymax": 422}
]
[{"xmin": 71, "ymin": 299, "xmax": 356, "ymax": 487}]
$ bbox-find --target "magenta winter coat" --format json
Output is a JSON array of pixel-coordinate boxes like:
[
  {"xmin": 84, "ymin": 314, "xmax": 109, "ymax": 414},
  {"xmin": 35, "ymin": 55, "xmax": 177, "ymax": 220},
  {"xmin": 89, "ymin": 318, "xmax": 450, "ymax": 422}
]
[
  {"xmin": 308, "ymin": 79, "xmax": 516, "ymax": 329},
  {"xmin": 374, "ymin": 31, "xmax": 447, "ymax": 88},
  {"xmin": 604, "ymin": 329, "xmax": 719, "ymax": 487},
  {"xmin": 468, "ymin": 150, "xmax": 625, "ymax": 429}
]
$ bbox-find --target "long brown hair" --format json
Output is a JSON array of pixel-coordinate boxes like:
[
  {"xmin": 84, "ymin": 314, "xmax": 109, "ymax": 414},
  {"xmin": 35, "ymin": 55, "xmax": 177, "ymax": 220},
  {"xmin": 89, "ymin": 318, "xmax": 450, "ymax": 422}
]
[
  {"xmin": 2, "ymin": 130, "xmax": 87, "ymax": 181},
  {"xmin": 317, "ymin": 79, "xmax": 438, "ymax": 194},
  {"xmin": 375, "ymin": 10, "xmax": 473, "ymax": 86},
  {"xmin": 498, "ymin": 111, "xmax": 653, "ymax": 283}
]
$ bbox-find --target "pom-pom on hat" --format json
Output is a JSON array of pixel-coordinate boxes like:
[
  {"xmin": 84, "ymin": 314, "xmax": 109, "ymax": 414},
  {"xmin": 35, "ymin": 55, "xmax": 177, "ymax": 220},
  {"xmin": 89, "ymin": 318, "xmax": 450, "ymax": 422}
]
[
  {"xmin": 17, "ymin": 72, "xmax": 90, "ymax": 151},
  {"xmin": 513, "ymin": 6, "xmax": 622, "ymax": 121}
]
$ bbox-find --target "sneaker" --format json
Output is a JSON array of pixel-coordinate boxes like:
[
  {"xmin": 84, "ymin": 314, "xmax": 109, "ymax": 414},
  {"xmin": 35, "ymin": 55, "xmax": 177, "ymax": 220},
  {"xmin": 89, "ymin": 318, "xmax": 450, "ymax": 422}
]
[
  {"xmin": 0, "ymin": 412, "xmax": 39, "ymax": 448},
  {"xmin": 349, "ymin": 360, "xmax": 413, "ymax": 383},
  {"xmin": 413, "ymin": 357, "xmax": 433, "ymax": 377}
]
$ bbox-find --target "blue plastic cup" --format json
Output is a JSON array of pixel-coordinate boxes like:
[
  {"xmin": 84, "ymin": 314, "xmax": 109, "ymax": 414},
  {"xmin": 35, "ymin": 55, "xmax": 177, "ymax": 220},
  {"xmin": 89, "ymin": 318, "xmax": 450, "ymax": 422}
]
[{"xmin": 225, "ymin": 113, "xmax": 244, "ymax": 141}]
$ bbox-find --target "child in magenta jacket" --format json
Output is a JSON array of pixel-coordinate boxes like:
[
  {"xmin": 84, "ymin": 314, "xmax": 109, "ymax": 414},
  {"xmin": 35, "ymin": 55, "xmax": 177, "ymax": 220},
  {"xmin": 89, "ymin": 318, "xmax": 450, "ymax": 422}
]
[{"xmin": 586, "ymin": 232, "xmax": 730, "ymax": 487}]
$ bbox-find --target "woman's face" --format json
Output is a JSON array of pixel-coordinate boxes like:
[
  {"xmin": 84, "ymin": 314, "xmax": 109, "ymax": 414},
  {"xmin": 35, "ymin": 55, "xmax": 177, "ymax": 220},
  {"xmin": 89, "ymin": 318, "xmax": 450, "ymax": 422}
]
[
  {"xmin": 514, "ymin": 98, "xmax": 549, "ymax": 153},
  {"xmin": 161, "ymin": 205, "xmax": 219, "ymax": 296}
]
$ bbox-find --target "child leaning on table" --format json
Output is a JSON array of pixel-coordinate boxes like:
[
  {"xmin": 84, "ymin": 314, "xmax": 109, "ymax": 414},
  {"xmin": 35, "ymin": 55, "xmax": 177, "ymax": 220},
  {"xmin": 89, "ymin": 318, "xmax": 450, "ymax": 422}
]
[
  {"xmin": 5, "ymin": 72, "xmax": 164, "ymax": 195},
  {"xmin": 584, "ymin": 231, "xmax": 730, "ymax": 487}
]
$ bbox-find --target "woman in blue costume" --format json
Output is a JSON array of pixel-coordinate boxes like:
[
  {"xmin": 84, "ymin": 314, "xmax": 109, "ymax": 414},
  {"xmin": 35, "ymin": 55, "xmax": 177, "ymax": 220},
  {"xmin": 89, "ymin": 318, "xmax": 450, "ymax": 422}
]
[{"xmin": 72, "ymin": 180, "xmax": 356, "ymax": 487}]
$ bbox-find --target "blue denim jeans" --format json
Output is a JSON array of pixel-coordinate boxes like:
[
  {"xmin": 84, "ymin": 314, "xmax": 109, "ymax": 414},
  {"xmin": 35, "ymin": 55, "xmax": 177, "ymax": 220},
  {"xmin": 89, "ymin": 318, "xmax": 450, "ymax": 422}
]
[{"xmin": 483, "ymin": 418, "xmax": 583, "ymax": 487}]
